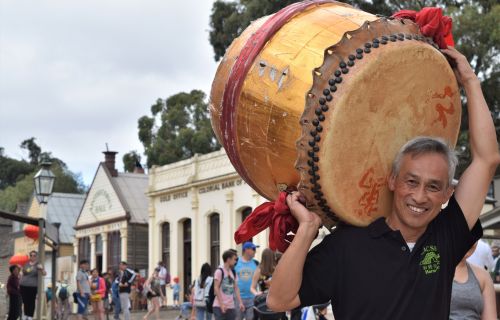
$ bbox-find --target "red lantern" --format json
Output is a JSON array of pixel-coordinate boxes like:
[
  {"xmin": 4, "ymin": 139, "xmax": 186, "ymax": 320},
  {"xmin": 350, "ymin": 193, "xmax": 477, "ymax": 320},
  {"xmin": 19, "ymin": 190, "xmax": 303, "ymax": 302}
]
[
  {"xmin": 9, "ymin": 254, "xmax": 29, "ymax": 266},
  {"xmin": 24, "ymin": 225, "xmax": 39, "ymax": 240}
]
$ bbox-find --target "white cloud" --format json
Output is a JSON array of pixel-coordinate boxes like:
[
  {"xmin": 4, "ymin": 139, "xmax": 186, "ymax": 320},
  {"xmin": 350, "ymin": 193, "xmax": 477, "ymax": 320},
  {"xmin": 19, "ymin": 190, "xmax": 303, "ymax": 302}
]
[{"xmin": 0, "ymin": 0, "xmax": 218, "ymax": 185}]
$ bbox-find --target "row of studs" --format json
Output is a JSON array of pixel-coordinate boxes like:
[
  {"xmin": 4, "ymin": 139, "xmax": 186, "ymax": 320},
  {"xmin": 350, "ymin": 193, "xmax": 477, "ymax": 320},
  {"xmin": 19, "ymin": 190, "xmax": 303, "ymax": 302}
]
[{"xmin": 306, "ymin": 32, "xmax": 437, "ymax": 221}]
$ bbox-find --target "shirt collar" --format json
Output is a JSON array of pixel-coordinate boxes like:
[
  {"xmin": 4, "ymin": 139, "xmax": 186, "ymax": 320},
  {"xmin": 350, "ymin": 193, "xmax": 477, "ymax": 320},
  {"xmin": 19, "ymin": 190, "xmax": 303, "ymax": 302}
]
[{"xmin": 369, "ymin": 217, "xmax": 394, "ymax": 238}]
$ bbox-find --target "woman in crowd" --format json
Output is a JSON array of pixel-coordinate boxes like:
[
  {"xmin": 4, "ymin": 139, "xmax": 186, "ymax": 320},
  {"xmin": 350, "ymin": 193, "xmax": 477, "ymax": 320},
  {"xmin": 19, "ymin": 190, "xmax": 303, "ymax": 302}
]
[
  {"xmin": 450, "ymin": 241, "xmax": 497, "ymax": 320},
  {"xmin": 90, "ymin": 268, "xmax": 106, "ymax": 320},
  {"xmin": 251, "ymin": 248, "xmax": 285, "ymax": 320},
  {"xmin": 192, "ymin": 263, "xmax": 213, "ymax": 320},
  {"xmin": 7, "ymin": 265, "xmax": 21, "ymax": 320},
  {"xmin": 20, "ymin": 250, "xmax": 46, "ymax": 320},
  {"xmin": 143, "ymin": 268, "xmax": 165, "ymax": 320}
]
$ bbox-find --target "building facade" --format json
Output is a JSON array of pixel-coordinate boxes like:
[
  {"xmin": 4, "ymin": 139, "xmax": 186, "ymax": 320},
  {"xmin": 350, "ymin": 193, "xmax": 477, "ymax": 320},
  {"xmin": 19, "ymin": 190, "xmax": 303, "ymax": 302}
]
[
  {"xmin": 74, "ymin": 151, "xmax": 149, "ymax": 275},
  {"xmin": 147, "ymin": 149, "xmax": 269, "ymax": 295}
]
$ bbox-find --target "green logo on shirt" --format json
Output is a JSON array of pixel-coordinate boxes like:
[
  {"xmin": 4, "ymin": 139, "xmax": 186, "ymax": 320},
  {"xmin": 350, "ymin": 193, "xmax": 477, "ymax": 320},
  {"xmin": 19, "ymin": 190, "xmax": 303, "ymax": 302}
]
[{"xmin": 420, "ymin": 245, "xmax": 440, "ymax": 275}]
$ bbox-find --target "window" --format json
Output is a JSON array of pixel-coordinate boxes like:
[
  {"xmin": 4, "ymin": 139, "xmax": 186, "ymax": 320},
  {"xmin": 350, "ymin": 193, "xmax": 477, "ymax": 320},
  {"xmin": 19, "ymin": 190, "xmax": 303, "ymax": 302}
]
[
  {"xmin": 209, "ymin": 213, "xmax": 220, "ymax": 272},
  {"xmin": 107, "ymin": 231, "xmax": 121, "ymax": 271},
  {"xmin": 78, "ymin": 237, "xmax": 90, "ymax": 263},
  {"xmin": 241, "ymin": 207, "xmax": 253, "ymax": 242},
  {"xmin": 95, "ymin": 234, "xmax": 103, "ymax": 254},
  {"xmin": 162, "ymin": 223, "xmax": 170, "ymax": 271}
]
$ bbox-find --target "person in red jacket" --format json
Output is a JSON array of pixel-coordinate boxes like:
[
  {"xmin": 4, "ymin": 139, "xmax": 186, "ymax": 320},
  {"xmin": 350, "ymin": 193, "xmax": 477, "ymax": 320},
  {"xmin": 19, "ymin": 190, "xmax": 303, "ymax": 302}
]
[{"xmin": 7, "ymin": 265, "xmax": 21, "ymax": 320}]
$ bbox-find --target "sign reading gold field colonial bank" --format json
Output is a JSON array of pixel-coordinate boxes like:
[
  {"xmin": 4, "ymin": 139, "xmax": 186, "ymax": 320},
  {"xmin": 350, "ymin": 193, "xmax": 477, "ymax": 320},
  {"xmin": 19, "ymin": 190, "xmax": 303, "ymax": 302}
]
[{"xmin": 159, "ymin": 178, "xmax": 247, "ymax": 202}]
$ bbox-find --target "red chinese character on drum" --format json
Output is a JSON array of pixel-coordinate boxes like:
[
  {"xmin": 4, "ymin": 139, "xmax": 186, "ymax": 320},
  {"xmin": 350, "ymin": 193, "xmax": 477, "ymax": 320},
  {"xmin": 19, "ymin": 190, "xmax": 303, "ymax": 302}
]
[
  {"xmin": 431, "ymin": 86, "xmax": 455, "ymax": 128},
  {"xmin": 356, "ymin": 167, "xmax": 386, "ymax": 217}
]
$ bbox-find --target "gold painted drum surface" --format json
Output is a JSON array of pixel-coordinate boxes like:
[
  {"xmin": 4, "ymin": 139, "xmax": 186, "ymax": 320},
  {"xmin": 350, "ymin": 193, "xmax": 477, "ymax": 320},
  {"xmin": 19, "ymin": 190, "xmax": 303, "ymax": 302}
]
[{"xmin": 210, "ymin": 0, "xmax": 461, "ymax": 228}]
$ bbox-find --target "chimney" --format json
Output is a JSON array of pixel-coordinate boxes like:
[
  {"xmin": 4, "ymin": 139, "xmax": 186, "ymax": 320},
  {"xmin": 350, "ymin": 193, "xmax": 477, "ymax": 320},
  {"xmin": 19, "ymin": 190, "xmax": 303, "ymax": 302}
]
[
  {"xmin": 133, "ymin": 160, "xmax": 145, "ymax": 174},
  {"xmin": 103, "ymin": 151, "xmax": 118, "ymax": 177}
]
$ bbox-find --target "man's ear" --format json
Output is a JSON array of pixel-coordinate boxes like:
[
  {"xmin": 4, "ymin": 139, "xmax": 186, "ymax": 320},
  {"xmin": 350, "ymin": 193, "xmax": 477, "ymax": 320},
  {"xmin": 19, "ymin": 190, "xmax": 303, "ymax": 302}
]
[
  {"xmin": 388, "ymin": 173, "xmax": 396, "ymax": 191},
  {"xmin": 443, "ymin": 185, "xmax": 454, "ymax": 203}
]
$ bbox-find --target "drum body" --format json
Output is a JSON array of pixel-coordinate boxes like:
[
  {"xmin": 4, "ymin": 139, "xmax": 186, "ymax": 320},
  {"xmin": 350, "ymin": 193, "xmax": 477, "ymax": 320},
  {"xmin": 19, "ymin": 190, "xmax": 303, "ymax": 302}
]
[{"xmin": 210, "ymin": 0, "xmax": 461, "ymax": 227}]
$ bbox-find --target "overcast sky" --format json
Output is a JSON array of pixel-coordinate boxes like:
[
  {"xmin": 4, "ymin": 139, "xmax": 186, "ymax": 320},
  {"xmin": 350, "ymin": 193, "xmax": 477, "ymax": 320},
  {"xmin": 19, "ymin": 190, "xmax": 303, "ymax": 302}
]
[{"xmin": 0, "ymin": 0, "xmax": 218, "ymax": 186}]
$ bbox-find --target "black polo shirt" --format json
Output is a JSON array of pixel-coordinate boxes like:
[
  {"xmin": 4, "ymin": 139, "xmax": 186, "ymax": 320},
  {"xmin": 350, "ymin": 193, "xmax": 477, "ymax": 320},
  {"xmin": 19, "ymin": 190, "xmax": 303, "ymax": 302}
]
[{"xmin": 299, "ymin": 195, "xmax": 482, "ymax": 320}]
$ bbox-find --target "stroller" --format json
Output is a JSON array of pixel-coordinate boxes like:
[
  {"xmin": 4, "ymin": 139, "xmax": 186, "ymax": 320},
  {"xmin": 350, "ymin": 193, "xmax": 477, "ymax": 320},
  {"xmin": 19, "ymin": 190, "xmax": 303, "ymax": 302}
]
[{"xmin": 253, "ymin": 293, "xmax": 287, "ymax": 320}]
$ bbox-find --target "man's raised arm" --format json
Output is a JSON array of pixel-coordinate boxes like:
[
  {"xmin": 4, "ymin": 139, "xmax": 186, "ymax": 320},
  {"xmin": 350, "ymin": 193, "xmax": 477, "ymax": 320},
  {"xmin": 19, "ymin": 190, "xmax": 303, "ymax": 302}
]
[
  {"xmin": 442, "ymin": 47, "xmax": 500, "ymax": 229},
  {"xmin": 267, "ymin": 192, "xmax": 322, "ymax": 312}
]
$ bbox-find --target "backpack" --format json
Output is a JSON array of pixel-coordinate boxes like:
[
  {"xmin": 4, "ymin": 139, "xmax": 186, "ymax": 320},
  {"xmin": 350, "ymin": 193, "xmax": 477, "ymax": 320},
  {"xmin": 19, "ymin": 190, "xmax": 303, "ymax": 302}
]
[
  {"xmin": 206, "ymin": 268, "xmax": 231, "ymax": 313},
  {"xmin": 58, "ymin": 285, "xmax": 68, "ymax": 301},
  {"xmin": 194, "ymin": 278, "xmax": 206, "ymax": 307}
]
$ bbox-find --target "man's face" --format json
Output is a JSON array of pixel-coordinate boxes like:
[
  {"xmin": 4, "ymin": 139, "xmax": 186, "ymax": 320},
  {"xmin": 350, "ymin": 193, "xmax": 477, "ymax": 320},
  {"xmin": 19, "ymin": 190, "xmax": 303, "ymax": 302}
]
[
  {"xmin": 493, "ymin": 247, "xmax": 499, "ymax": 257},
  {"xmin": 119, "ymin": 263, "xmax": 126, "ymax": 271},
  {"xmin": 244, "ymin": 248, "xmax": 256, "ymax": 259},
  {"xmin": 388, "ymin": 152, "xmax": 452, "ymax": 238}
]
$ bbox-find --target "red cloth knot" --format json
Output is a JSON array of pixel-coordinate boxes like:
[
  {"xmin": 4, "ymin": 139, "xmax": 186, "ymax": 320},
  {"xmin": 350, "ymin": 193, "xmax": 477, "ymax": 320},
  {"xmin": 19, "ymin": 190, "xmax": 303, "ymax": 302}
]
[
  {"xmin": 392, "ymin": 7, "xmax": 454, "ymax": 49},
  {"xmin": 234, "ymin": 191, "xmax": 298, "ymax": 252}
]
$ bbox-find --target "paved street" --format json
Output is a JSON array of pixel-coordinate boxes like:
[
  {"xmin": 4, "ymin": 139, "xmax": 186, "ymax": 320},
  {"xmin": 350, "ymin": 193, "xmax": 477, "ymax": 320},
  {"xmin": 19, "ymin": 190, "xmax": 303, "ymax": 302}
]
[{"xmin": 66, "ymin": 307, "xmax": 182, "ymax": 320}]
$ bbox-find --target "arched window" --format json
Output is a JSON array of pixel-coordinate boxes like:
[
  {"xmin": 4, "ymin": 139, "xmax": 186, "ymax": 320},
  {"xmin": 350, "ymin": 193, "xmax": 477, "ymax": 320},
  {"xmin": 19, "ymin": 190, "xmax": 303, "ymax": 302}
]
[
  {"xmin": 209, "ymin": 213, "xmax": 220, "ymax": 272},
  {"xmin": 162, "ymin": 222, "xmax": 170, "ymax": 271}
]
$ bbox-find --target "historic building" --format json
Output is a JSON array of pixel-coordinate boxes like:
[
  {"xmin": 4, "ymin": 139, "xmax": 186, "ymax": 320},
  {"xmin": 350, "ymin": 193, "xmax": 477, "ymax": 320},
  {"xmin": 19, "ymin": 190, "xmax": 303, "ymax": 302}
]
[
  {"xmin": 147, "ymin": 149, "xmax": 269, "ymax": 295},
  {"xmin": 74, "ymin": 151, "xmax": 148, "ymax": 274}
]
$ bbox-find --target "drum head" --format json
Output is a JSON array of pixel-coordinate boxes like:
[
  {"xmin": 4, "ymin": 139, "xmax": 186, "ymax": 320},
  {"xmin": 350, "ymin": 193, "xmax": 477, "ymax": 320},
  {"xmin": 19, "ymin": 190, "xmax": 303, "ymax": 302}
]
[{"xmin": 297, "ymin": 18, "xmax": 461, "ymax": 228}]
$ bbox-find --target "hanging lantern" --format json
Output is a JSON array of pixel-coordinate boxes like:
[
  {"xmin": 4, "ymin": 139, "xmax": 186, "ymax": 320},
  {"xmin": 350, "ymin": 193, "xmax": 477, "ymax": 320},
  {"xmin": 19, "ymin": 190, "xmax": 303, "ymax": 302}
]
[
  {"xmin": 9, "ymin": 254, "xmax": 29, "ymax": 266},
  {"xmin": 24, "ymin": 225, "xmax": 39, "ymax": 240}
]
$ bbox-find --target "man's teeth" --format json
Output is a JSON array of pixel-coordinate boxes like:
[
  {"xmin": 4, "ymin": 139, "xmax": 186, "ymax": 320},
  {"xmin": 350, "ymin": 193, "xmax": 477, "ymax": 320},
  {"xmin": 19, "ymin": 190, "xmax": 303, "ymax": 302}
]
[{"xmin": 408, "ymin": 205, "xmax": 425, "ymax": 213}]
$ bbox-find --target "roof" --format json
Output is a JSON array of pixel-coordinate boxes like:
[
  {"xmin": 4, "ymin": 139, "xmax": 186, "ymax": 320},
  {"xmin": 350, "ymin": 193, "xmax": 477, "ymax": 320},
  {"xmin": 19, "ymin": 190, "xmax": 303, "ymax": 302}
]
[
  {"xmin": 112, "ymin": 172, "xmax": 149, "ymax": 224},
  {"xmin": 46, "ymin": 193, "xmax": 85, "ymax": 244}
]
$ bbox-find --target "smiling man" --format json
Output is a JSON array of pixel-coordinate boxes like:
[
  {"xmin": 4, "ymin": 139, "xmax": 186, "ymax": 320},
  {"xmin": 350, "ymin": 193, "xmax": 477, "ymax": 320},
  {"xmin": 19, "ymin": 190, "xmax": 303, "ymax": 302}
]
[{"xmin": 267, "ymin": 47, "xmax": 500, "ymax": 320}]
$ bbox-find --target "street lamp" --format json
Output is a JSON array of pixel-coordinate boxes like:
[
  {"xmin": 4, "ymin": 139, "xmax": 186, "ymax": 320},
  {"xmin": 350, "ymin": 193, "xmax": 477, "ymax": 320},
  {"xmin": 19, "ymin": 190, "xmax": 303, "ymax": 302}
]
[
  {"xmin": 34, "ymin": 161, "xmax": 56, "ymax": 204},
  {"xmin": 33, "ymin": 161, "xmax": 55, "ymax": 320}
]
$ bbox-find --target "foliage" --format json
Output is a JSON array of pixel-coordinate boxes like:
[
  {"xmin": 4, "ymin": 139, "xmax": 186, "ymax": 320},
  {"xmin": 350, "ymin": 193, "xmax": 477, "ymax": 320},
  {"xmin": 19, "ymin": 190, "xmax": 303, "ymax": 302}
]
[
  {"xmin": 136, "ymin": 90, "xmax": 220, "ymax": 168},
  {"xmin": 0, "ymin": 140, "xmax": 85, "ymax": 212},
  {"xmin": 123, "ymin": 151, "xmax": 142, "ymax": 173}
]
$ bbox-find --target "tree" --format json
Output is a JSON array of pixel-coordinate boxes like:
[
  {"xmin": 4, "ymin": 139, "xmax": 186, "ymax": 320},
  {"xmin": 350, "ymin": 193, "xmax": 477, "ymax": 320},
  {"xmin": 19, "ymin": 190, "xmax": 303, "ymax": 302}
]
[
  {"xmin": 0, "ymin": 140, "xmax": 85, "ymax": 212},
  {"xmin": 138, "ymin": 90, "xmax": 221, "ymax": 168},
  {"xmin": 20, "ymin": 137, "xmax": 42, "ymax": 165},
  {"xmin": 123, "ymin": 151, "xmax": 142, "ymax": 173}
]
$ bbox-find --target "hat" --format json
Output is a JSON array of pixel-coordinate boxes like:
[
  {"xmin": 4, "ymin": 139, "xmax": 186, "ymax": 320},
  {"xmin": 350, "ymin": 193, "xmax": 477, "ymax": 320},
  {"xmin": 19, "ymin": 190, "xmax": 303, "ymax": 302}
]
[{"xmin": 242, "ymin": 242, "xmax": 259, "ymax": 251}]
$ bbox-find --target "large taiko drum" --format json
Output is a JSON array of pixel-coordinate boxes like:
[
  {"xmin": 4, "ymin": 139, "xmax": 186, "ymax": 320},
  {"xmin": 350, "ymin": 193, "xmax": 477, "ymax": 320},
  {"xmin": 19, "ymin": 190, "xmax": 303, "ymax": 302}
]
[{"xmin": 210, "ymin": 0, "xmax": 461, "ymax": 228}]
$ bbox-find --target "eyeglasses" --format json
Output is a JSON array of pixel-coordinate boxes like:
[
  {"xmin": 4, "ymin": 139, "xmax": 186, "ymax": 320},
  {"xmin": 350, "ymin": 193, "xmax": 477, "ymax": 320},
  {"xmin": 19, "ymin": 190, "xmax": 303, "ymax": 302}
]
[{"xmin": 30, "ymin": 254, "xmax": 37, "ymax": 257}]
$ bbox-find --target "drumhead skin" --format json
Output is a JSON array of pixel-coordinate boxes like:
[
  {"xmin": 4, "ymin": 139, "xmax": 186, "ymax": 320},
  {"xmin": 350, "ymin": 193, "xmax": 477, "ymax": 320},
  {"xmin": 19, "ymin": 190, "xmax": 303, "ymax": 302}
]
[{"xmin": 297, "ymin": 19, "xmax": 461, "ymax": 228}]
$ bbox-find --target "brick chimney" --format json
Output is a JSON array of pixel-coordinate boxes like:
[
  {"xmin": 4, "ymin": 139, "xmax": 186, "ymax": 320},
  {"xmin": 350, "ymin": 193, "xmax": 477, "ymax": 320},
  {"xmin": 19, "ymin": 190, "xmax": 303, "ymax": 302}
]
[
  {"xmin": 133, "ymin": 160, "xmax": 145, "ymax": 174},
  {"xmin": 103, "ymin": 151, "xmax": 118, "ymax": 177}
]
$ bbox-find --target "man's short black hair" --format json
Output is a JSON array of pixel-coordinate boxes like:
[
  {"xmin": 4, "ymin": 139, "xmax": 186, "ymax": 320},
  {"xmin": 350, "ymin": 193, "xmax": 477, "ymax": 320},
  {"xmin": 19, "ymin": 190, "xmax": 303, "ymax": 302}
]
[
  {"xmin": 79, "ymin": 260, "xmax": 89, "ymax": 265},
  {"xmin": 9, "ymin": 265, "xmax": 19, "ymax": 273},
  {"xmin": 120, "ymin": 261, "xmax": 128, "ymax": 265}
]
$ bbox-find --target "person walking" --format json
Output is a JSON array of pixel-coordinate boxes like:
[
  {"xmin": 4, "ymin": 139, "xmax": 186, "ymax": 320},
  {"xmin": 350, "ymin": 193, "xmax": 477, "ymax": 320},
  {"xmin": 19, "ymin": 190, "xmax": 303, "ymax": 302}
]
[
  {"xmin": 213, "ymin": 250, "xmax": 244, "ymax": 320},
  {"xmin": 118, "ymin": 261, "xmax": 136, "ymax": 320},
  {"xmin": 20, "ymin": 250, "xmax": 46, "ymax": 320},
  {"xmin": 56, "ymin": 281, "xmax": 71, "ymax": 320},
  {"xmin": 235, "ymin": 242, "xmax": 258, "ymax": 320},
  {"xmin": 192, "ymin": 263, "xmax": 213, "ymax": 320},
  {"xmin": 7, "ymin": 265, "xmax": 21, "ymax": 320},
  {"xmin": 111, "ymin": 270, "xmax": 122, "ymax": 320},
  {"xmin": 157, "ymin": 261, "xmax": 168, "ymax": 307},
  {"xmin": 143, "ymin": 268, "xmax": 165, "ymax": 320},
  {"xmin": 76, "ymin": 260, "xmax": 91, "ymax": 320}
]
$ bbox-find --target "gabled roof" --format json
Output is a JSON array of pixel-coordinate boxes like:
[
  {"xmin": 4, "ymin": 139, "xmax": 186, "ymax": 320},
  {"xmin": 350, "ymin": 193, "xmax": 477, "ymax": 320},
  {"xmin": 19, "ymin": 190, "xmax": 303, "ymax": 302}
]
[
  {"xmin": 46, "ymin": 193, "xmax": 85, "ymax": 244},
  {"xmin": 112, "ymin": 172, "xmax": 148, "ymax": 224}
]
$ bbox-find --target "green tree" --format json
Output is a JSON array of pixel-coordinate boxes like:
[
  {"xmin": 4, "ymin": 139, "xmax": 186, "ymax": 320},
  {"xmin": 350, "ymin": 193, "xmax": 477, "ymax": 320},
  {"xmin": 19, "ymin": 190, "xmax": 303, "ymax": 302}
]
[
  {"xmin": 0, "ymin": 155, "xmax": 33, "ymax": 190},
  {"xmin": 123, "ymin": 151, "xmax": 142, "ymax": 173},
  {"xmin": 138, "ymin": 90, "xmax": 221, "ymax": 168},
  {"xmin": 20, "ymin": 137, "xmax": 42, "ymax": 165}
]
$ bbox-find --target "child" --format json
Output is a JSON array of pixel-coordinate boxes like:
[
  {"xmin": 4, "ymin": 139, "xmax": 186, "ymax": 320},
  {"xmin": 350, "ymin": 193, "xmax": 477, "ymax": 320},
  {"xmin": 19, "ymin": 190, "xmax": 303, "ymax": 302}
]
[
  {"xmin": 175, "ymin": 284, "xmax": 193, "ymax": 320},
  {"xmin": 7, "ymin": 265, "xmax": 21, "ymax": 320},
  {"xmin": 171, "ymin": 277, "xmax": 180, "ymax": 308}
]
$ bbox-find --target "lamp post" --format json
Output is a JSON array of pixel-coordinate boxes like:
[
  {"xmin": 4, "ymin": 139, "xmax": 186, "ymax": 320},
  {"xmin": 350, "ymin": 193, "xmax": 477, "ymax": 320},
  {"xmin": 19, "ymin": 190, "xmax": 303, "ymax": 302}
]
[{"xmin": 34, "ymin": 161, "xmax": 55, "ymax": 320}]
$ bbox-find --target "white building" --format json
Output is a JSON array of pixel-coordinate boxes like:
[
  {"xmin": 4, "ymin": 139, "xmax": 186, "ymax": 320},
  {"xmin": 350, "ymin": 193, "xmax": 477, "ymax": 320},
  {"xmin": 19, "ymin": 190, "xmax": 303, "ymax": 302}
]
[{"xmin": 147, "ymin": 149, "xmax": 269, "ymax": 295}]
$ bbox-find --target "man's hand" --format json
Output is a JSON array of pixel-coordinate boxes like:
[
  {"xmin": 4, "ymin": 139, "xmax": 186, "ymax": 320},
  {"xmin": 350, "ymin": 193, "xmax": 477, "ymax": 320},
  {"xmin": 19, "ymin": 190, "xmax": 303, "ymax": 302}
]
[
  {"xmin": 286, "ymin": 191, "xmax": 322, "ymax": 229},
  {"xmin": 441, "ymin": 47, "xmax": 478, "ymax": 87},
  {"xmin": 239, "ymin": 302, "xmax": 245, "ymax": 312},
  {"xmin": 220, "ymin": 304, "xmax": 227, "ymax": 313}
]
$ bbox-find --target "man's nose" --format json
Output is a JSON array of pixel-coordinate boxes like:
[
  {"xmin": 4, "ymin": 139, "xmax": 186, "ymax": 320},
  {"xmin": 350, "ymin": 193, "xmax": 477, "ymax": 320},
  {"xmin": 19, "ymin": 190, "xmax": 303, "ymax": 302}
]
[{"xmin": 412, "ymin": 185, "xmax": 428, "ymax": 203}]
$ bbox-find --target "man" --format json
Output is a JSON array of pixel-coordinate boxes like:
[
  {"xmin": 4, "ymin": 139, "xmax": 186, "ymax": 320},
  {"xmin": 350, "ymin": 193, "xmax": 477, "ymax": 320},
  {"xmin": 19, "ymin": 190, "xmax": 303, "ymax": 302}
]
[
  {"xmin": 76, "ymin": 260, "xmax": 91, "ymax": 320},
  {"xmin": 234, "ymin": 242, "xmax": 259, "ymax": 320},
  {"xmin": 157, "ymin": 261, "xmax": 168, "ymax": 306},
  {"xmin": 118, "ymin": 261, "xmax": 136, "ymax": 320},
  {"xmin": 267, "ymin": 47, "xmax": 500, "ymax": 320},
  {"xmin": 56, "ymin": 280, "xmax": 71, "ymax": 320},
  {"xmin": 467, "ymin": 238, "xmax": 495, "ymax": 270},
  {"xmin": 213, "ymin": 249, "xmax": 245, "ymax": 320}
]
